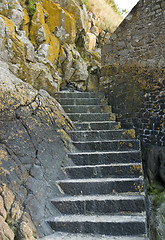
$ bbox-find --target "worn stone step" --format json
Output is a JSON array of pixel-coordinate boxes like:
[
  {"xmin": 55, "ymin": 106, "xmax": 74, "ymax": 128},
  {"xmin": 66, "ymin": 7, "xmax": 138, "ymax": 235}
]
[
  {"xmin": 53, "ymin": 92, "xmax": 105, "ymax": 99},
  {"xmin": 62, "ymin": 105, "xmax": 112, "ymax": 113},
  {"xmin": 48, "ymin": 214, "xmax": 146, "ymax": 236},
  {"xmin": 73, "ymin": 140, "xmax": 140, "ymax": 152},
  {"xmin": 52, "ymin": 194, "xmax": 145, "ymax": 215},
  {"xmin": 40, "ymin": 232, "xmax": 149, "ymax": 240},
  {"xmin": 69, "ymin": 129, "xmax": 135, "ymax": 141},
  {"xmin": 74, "ymin": 121, "xmax": 121, "ymax": 130},
  {"xmin": 68, "ymin": 151, "xmax": 142, "ymax": 165},
  {"xmin": 56, "ymin": 177, "xmax": 144, "ymax": 195},
  {"xmin": 68, "ymin": 113, "xmax": 116, "ymax": 122},
  {"xmin": 63, "ymin": 163, "xmax": 143, "ymax": 179},
  {"xmin": 56, "ymin": 98, "xmax": 108, "ymax": 106}
]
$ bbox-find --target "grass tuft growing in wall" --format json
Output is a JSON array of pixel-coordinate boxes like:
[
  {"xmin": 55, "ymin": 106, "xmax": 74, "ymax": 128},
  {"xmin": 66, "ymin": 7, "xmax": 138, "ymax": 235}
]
[{"xmin": 82, "ymin": 0, "xmax": 123, "ymax": 32}]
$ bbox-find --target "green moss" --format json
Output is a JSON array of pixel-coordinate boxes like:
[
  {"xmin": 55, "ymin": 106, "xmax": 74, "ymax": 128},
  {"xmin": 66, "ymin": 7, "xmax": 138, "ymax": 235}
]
[
  {"xmin": 27, "ymin": 0, "xmax": 36, "ymax": 17},
  {"xmin": 156, "ymin": 235, "xmax": 162, "ymax": 240},
  {"xmin": 147, "ymin": 181, "xmax": 165, "ymax": 208},
  {"xmin": 82, "ymin": 0, "xmax": 90, "ymax": 9},
  {"xmin": 6, "ymin": 214, "xmax": 20, "ymax": 239}
]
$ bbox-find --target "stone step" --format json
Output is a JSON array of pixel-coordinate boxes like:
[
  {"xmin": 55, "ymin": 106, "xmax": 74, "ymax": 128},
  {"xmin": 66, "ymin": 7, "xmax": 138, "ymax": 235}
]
[
  {"xmin": 74, "ymin": 121, "xmax": 121, "ymax": 130},
  {"xmin": 52, "ymin": 194, "xmax": 145, "ymax": 215},
  {"xmin": 62, "ymin": 105, "xmax": 112, "ymax": 113},
  {"xmin": 68, "ymin": 113, "xmax": 116, "ymax": 122},
  {"xmin": 53, "ymin": 92, "xmax": 105, "ymax": 99},
  {"xmin": 40, "ymin": 232, "xmax": 149, "ymax": 240},
  {"xmin": 56, "ymin": 98, "xmax": 108, "ymax": 106},
  {"xmin": 73, "ymin": 140, "xmax": 140, "ymax": 152},
  {"xmin": 63, "ymin": 163, "xmax": 143, "ymax": 179},
  {"xmin": 48, "ymin": 214, "xmax": 146, "ymax": 236},
  {"xmin": 69, "ymin": 129, "xmax": 135, "ymax": 141},
  {"xmin": 68, "ymin": 151, "xmax": 142, "ymax": 165},
  {"xmin": 56, "ymin": 177, "xmax": 144, "ymax": 195}
]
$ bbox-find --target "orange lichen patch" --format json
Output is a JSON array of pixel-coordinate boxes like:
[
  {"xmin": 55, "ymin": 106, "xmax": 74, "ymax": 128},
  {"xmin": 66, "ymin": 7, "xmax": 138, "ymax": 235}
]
[
  {"xmin": 57, "ymin": 129, "xmax": 73, "ymax": 151},
  {"xmin": 109, "ymin": 113, "xmax": 116, "ymax": 121},
  {"xmin": 43, "ymin": 0, "xmax": 76, "ymax": 44},
  {"xmin": 23, "ymin": 9, "xmax": 30, "ymax": 37},
  {"xmin": 37, "ymin": 94, "xmax": 73, "ymax": 131},
  {"xmin": 0, "ymin": 15, "xmax": 15, "ymax": 38},
  {"xmin": 104, "ymin": 105, "xmax": 112, "ymax": 113},
  {"xmin": 54, "ymin": 109, "xmax": 73, "ymax": 131},
  {"xmin": 122, "ymin": 129, "xmax": 136, "ymax": 139},
  {"xmin": 30, "ymin": 2, "xmax": 60, "ymax": 64},
  {"xmin": 130, "ymin": 164, "xmax": 142, "ymax": 174},
  {"xmin": 128, "ymin": 143, "xmax": 133, "ymax": 148},
  {"xmin": 48, "ymin": 35, "xmax": 60, "ymax": 64},
  {"xmin": 9, "ymin": 167, "xmax": 15, "ymax": 172},
  {"xmin": 30, "ymin": 3, "xmax": 49, "ymax": 45},
  {"xmin": 0, "ymin": 149, "xmax": 9, "ymax": 165},
  {"xmin": 114, "ymin": 122, "xmax": 121, "ymax": 130},
  {"xmin": 0, "ymin": 167, "xmax": 10, "ymax": 176},
  {"xmin": 133, "ymin": 182, "xmax": 144, "ymax": 194}
]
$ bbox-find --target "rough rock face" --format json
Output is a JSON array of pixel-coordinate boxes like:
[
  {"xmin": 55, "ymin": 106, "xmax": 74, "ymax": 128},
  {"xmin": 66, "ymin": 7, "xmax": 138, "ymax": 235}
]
[
  {"xmin": 0, "ymin": 61, "xmax": 74, "ymax": 238},
  {"xmin": 42, "ymin": 0, "xmax": 76, "ymax": 44},
  {"xmin": 0, "ymin": 0, "xmax": 102, "ymax": 93},
  {"xmin": 0, "ymin": 0, "xmax": 24, "ymax": 29},
  {"xmin": 0, "ymin": 13, "xmax": 60, "ymax": 93}
]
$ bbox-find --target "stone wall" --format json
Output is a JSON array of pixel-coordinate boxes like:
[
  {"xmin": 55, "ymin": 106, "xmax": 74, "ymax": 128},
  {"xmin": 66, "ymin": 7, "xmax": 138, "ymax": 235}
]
[
  {"xmin": 101, "ymin": 1, "xmax": 165, "ymax": 238},
  {"xmin": 101, "ymin": 0, "xmax": 165, "ymax": 147}
]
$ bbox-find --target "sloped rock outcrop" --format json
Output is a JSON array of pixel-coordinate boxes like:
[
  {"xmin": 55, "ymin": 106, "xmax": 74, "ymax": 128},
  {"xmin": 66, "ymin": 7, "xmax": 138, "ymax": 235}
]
[{"xmin": 0, "ymin": 61, "xmax": 73, "ymax": 238}]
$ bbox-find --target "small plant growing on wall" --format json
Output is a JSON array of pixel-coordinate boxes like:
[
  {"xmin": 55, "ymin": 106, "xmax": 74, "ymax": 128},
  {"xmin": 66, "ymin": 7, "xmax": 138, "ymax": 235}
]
[{"xmin": 27, "ymin": 0, "xmax": 36, "ymax": 17}]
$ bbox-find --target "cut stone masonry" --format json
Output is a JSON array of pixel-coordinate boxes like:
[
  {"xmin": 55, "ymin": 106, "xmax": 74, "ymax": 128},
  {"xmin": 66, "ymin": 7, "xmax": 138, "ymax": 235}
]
[{"xmin": 41, "ymin": 91, "xmax": 149, "ymax": 240}]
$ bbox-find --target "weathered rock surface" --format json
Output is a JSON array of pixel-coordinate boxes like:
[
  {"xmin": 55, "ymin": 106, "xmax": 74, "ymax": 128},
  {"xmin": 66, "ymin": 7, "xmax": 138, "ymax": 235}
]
[
  {"xmin": 0, "ymin": 0, "xmax": 24, "ymax": 29},
  {"xmin": 0, "ymin": 0, "xmax": 101, "ymax": 93},
  {"xmin": 0, "ymin": 215, "xmax": 14, "ymax": 240},
  {"xmin": 42, "ymin": 0, "xmax": 76, "ymax": 44},
  {"xmin": 0, "ymin": 60, "xmax": 74, "ymax": 238}
]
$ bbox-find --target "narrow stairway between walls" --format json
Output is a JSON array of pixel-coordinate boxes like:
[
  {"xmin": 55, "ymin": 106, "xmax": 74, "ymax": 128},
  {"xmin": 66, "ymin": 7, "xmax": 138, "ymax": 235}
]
[{"xmin": 41, "ymin": 91, "xmax": 149, "ymax": 240}]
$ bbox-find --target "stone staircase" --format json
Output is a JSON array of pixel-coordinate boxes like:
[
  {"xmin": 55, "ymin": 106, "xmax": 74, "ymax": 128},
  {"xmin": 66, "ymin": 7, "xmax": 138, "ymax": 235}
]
[{"xmin": 42, "ymin": 92, "xmax": 149, "ymax": 240}]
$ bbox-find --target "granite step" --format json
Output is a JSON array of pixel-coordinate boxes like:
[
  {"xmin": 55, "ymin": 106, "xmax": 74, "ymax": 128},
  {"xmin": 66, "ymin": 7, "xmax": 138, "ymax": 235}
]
[
  {"xmin": 56, "ymin": 177, "xmax": 144, "ymax": 196},
  {"xmin": 40, "ymin": 232, "xmax": 149, "ymax": 240},
  {"xmin": 68, "ymin": 113, "xmax": 116, "ymax": 122},
  {"xmin": 63, "ymin": 163, "xmax": 143, "ymax": 179},
  {"xmin": 53, "ymin": 92, "xmax": 105, "ymax": 99},
  {"xmin": 48, "ymin": 91, "xmax": 148, "ymax": 239},
  {"xmin": 74, "ymin": 121, "xmax": 121, "ymax": 130},
  {"xmin": 62, "ymin": 105, "xmax": 112, "ymax": 113},
  {"xmin": 73, "ymin": 140, "xmax": 140, "ymax": 152},
  {"xmin": 69, "ymin": 129, "xmax": 135, "ymax": 141},
  {"xmin": 68, "ymin": 151, "xmax": 142, "ymax": 165},
  {"xmin": 47, "ymin": 214, "xmax": 146, "ymax": 236},
  {"xmin": 52, "ymin": 194, "xmax": 145, "ymax": 215},
  {"xmin": 56, "ymin": 98, "xmax": 108, "ymax": 106}
]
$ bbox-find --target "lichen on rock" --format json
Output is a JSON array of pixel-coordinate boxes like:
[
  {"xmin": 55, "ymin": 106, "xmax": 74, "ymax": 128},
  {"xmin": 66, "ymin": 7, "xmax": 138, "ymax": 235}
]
[
  {"xmin": 0, "ymin": 60, "xmax": 73, "ymax": 238},
  {"xmin": 43, "ymin": 0, "xmax": 76, "ymax": 44}
]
